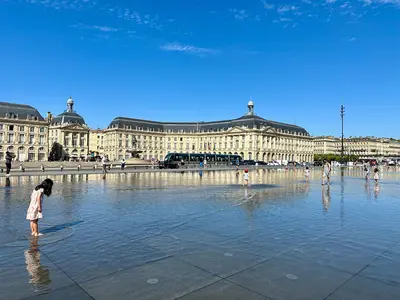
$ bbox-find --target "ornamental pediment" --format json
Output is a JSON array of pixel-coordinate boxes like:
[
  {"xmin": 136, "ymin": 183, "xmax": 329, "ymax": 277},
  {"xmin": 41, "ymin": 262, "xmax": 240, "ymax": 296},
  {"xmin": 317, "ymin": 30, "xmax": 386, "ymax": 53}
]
[
  {"xmin": 261, "ymin": 126, "xmax": 277, "ymax": 134},
  {"xmin": 228, "ymin": 126, "xmax": 247, "ymax": 133},
  {"xmin": 61, "ymin": 124, "xmax": 88, "ymax": 131}
]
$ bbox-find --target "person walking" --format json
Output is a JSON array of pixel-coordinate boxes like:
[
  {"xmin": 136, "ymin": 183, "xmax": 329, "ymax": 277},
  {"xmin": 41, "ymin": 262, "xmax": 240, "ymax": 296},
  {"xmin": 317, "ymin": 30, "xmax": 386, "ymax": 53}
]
[
  {"xmin": 102, "ymin": 156, "xmax": 108, "ymax": 173},
  {"xmin": 120, "ymin": 159, "xmax": 126, "ymax": 170}
]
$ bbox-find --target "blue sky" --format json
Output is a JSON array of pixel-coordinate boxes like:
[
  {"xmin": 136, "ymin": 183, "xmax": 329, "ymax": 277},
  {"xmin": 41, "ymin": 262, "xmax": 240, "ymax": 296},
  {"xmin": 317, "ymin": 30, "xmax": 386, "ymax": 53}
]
[{"xmin": 0, "ymin": 0, "xmax": 399, "ymax": 137}]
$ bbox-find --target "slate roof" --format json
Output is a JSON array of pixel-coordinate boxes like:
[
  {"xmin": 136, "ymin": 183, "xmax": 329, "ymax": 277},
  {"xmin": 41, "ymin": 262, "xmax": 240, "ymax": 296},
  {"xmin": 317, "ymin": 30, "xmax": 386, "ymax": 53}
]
[
  {"xmin": 51, "ymin": 111, "xmax": 86, "ymax": 125},
  {"xmin": 107, "ymin": 114, "xmax": 309, "ymax": 135},
  {"xmin": 0, "ymin": 102, "xmax": 45, "ymax": 121}
]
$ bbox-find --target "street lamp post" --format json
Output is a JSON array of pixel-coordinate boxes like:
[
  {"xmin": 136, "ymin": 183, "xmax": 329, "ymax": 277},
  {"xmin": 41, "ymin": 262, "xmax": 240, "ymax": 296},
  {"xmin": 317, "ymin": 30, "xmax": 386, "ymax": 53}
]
[{"xmin": 340, "ymin": 105, "xmax": 345, "ymax": 163}]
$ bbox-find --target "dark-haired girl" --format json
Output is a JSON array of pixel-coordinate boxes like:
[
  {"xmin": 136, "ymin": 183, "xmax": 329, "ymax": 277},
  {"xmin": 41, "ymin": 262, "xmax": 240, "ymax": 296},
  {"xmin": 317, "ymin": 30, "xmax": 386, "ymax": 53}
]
[{"xmin": 26, "ymin": 179, "xmax": 53, "ymax": 236}]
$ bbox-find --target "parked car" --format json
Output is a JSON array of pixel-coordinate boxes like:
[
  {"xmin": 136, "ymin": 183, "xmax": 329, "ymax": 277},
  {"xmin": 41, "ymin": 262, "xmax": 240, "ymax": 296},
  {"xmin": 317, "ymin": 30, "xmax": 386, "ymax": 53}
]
[
  {"xmin": 268, "ymin": 161, "xmax": 280, "ymax": 166},
  {"xmin": 314, "ymin": 161, "xmax": 323, "ymax": 166},
  {"xmin": 255, "ymin": 161, "xmax": 268, "ymax": 165},
  {"xmin": 287, "ymin": 161, "xmax": 301, "ymax": 167},
  {"xmin": 242, "ymin": 160, "xmax": 256, "ymax": 165}
]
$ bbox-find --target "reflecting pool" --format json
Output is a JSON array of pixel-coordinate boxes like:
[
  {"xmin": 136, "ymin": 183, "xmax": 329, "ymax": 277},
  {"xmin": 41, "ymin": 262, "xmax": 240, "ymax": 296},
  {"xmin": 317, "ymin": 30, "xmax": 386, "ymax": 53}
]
[{"xmin": 1, "ymin": 168, "xmax": 400, "ymax": 300}]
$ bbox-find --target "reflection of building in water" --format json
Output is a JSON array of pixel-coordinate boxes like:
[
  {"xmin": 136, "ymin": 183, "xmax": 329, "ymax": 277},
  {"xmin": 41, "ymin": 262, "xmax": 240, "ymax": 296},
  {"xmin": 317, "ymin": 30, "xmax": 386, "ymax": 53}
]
[
  {"xmin": 103, "ymin": 101, "xmax": 313, "ymax": 162},
  {"xmin": 25, "ymin": 238, "xmax": 51, "ymax": 292}
]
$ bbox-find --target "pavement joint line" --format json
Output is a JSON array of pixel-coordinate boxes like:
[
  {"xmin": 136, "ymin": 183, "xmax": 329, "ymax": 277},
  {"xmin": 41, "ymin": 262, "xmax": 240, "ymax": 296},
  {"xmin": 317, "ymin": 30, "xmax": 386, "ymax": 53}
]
[
  {"xmin": 321, "ymin": 238, "xmax": 400, "ymax": 300},
  {"xmin": 18, "ymin": 283, "xmax": 81, "ymax": 300},
  {"xmin": 51, "ymin": 254, "xmax": 175, "ymax": 287},
  {"xmin": 38, "ymin": 249, "xmax": 97, "ymax": 300}
]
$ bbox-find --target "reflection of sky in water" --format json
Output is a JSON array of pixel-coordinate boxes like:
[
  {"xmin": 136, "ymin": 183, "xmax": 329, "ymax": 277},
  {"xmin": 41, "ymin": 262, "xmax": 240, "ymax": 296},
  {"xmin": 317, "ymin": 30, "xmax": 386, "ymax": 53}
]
[{"xmin": 1, "ymin": 168, "xmax": 400, "ymax": 297}]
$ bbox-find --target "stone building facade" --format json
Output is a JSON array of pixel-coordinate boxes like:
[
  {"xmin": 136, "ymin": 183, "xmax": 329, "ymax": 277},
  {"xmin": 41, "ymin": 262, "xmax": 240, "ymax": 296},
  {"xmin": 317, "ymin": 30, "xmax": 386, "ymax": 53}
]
[
  {"xmin": 89, "ymin": 129, "xmax": 105, "ymax": 157},
  {"xmin": 0, "ymin": 102, "xmax": 49, "ymax": 161},
  {"xmin": 102, "ymin": 101, "xmax": 314, "ymax": 162},
  {"xmin": 313, "ymin": 136, "xmax": 400, "ymax": 158},
  {"xmin": 48, "ymin": 97, "xmax": 90, "ymax": 161}
]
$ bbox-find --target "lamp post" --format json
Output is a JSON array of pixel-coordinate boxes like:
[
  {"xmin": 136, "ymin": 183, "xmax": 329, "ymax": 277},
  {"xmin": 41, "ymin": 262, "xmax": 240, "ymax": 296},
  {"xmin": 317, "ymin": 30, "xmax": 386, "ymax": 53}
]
[{"xmin": 340, "ymin": 105, "xmax": 345, "ymax": 164}]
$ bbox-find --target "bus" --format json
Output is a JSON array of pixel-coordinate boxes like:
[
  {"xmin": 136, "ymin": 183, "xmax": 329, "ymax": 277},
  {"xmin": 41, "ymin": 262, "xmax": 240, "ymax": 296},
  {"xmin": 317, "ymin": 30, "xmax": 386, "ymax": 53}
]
[{"xmin": 159, "ymin": 153, "xmax": 243, "ymax": 169}]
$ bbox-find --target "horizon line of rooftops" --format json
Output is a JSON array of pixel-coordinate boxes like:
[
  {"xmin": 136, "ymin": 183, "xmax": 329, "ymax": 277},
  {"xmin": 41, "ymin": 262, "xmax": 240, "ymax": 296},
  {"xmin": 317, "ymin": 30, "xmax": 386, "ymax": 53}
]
[{"xmin": 0, "ymin": 99, "xmax": 311, "ymax": 136}]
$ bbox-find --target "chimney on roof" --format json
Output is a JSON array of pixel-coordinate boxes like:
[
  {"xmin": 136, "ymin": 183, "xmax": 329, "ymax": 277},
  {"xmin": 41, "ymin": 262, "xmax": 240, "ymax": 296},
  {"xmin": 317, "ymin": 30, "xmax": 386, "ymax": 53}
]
[{"xmin": 47, "ymin": 112, "xmax": 52, "ymax": 123}]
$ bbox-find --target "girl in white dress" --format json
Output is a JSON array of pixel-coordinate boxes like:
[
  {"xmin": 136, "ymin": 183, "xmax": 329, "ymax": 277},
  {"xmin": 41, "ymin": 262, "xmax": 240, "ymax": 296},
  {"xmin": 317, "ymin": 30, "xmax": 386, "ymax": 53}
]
[
  {"xmin": 374, "ymin": 168, "xmax": 379, "ymax": 183},
  {"xmin": 26, "ymin": 179, "xmax": 53, "ymax": 236},
  {"xmin": 243, "ymin": 169, "xmax": 250, "ymax": 186}
]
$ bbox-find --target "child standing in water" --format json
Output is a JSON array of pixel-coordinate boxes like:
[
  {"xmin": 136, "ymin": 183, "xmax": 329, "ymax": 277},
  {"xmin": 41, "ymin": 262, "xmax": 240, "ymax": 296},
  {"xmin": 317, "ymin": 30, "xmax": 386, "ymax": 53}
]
[
  {"xmin": 322, "ymin": 160, "xmax": 331, "ymax": 185},
  {"xmin": 374, "ymin": 167, "xmax": 379, "ymax": 183},
  {"xmin": 243, "ymin": 169, "xmax": 250, "ymax": 186},
  {"xmin": 305, "ymin": 166, "xmax": 311, "ymax": 182},
  {"xmin": 364, "ymin": 164, "xmax": 371, "ymax": 180},
  {"xmin": 26, "ymin": 179, "xmax": 53, "ymax": 236}
]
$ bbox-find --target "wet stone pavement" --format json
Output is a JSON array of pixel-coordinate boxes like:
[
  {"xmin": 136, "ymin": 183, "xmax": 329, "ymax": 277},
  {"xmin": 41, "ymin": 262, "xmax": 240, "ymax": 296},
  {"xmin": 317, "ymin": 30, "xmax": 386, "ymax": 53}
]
[{"xmin": 1, "ymin": 168, "xmax": 400, "ymax": 300}]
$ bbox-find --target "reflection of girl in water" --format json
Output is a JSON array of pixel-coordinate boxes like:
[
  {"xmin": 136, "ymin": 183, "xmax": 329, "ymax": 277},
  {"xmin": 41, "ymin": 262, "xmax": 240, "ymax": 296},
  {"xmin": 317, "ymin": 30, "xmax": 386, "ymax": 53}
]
[
  {"xmin": 322, "ymin": 185, "xmax": 331, "ymax": 211},
  {"xmin": 374, "ymin": 183, "xmax": 380, "ymax": 200},
  {"xmin": 25, "ymin": 237, "xmax": 51, "ymax": 292}
]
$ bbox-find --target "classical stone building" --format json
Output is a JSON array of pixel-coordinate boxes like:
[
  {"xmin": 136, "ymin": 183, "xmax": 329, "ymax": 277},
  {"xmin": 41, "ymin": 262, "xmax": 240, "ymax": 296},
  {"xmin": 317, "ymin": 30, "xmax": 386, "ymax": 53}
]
[
  {"xmin": 0, "ymin": 102, "xmax": 49, "ymax": 161},
  {"xmin": 103, "ymin": 101, "xmax": 314, "ymax": 162},
  {"xmin": 89, "ymin": 129, "xmax": 105, "ymax": 157},
  {"xmin": 314, "ymin": 136, "xmax": 400, "ymax": 158},
  {"xmin": 48, "ymin": 97, "xmax": 90, "ymax": 160}
]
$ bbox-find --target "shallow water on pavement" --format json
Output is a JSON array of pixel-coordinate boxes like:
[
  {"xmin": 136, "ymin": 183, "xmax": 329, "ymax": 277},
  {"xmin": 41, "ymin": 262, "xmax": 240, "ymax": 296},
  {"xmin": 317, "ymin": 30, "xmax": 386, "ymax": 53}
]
[{"xmin": 1, "ymin": 168, "xmax": 400, "ymax": 300}]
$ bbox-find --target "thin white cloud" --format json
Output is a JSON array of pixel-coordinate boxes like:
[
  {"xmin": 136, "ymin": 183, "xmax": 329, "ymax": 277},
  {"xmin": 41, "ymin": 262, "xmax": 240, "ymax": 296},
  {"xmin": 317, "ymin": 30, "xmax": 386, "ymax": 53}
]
[
  {"xmin": 72, "ymin": 24, "xmax": 119, "ymax": 32},
  {"xmin": 348, "ymin": 37, "xmax": 356, "ymax": 41},
  {"xmin": 261, "ymin": 0, "xmax": 275, "ymax": 9},
  {"xmin": 229, "ymin": 8, "xmax": 250, "ymax": 20},
  {"xmin": 16, "ymin": 0, "xmax": 165, "ymax": 30},
  {"xmin": 160, "ymin": 42, "xmax": 220, "ymax": 55},
  {"xmin": 277, "ymin": 5, "xmax": 299, "ymax": 14},
  {"xmin": 91, "ymin": 25, "xmax": 118, "ymax": 32}
]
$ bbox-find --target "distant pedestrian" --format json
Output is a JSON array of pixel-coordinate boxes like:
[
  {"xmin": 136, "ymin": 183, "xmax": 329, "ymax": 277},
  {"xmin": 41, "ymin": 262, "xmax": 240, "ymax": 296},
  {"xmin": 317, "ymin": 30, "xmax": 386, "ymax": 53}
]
[
  {"xmin": 243, "ymin": 168, "xmax": 250, "ymax": 186},
  {"xmin": 121, "ymin": 159, "xmax": 126, "ymax": 170},
  {"xmin": 364, "ymin": 165, "xmax": 370, "ymax": 180},
  {"xmin": 204, "ymin": 158, "xmax": 207, "ymax": 168},
  {"xmin": 374, "ymin": 167, "xmax": 379, "ymax": 183},
  {"xmin": 199, "ymin": 159, "xmax": 204, "ymax": 169},
  {"xmin": 26, "ymin": 178, "xmax": 53, "ymax": 237},
  {"xmin": 5, "ymin": 151, "xmax": 14, "ymax": 176},
  {"xmin": 236, "ymin": 157, "xmax": 240, "ymax": 171},
  {"xmin": 322, "ymin": 160, "xmax": 331, "ymax": 185},
  {"xmin": 102, "ymin": 156, "xmax": 108, "ymax": 173},
  {"xmin": 305, "ymin": 166, "xmax": 310, "ymax": 182}
]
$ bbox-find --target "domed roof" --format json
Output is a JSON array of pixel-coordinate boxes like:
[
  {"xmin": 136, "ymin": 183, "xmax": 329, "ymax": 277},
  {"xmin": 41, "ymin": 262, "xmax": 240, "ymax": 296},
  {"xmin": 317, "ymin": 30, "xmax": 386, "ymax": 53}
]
[
  {"xmin": 248, "ymin": 100, "xmax": 254, "ymax": 106},
  {"xmin": 51, "ymin": 111, "xmax": 86, "ymax": 125},
  {"xmin": 51, "ymin": 97, "xmax": 86, "ymax": 125}
]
